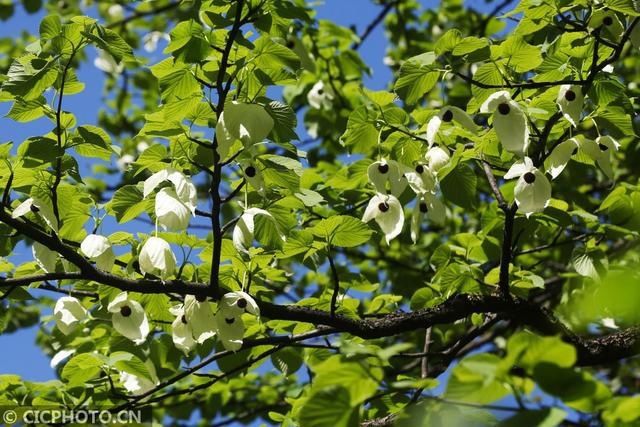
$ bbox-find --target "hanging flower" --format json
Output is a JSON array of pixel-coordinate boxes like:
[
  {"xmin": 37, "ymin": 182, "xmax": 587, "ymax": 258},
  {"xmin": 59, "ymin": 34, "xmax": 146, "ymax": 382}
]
[
  {"xmin": 367, "ymin": 159, "xmax": 407, "ymax": 196},
  {"xmin": 557, "ymin": 85, "xmax": 584, "ymax": 127},
  {"xmin": 138, "ymin": 237, "xmax": 177, "ymax": 280},
  {"xmin": 107, "ymin": 292, "xmax": 150, "ymax": 345},
  {"xmin": 107, "ymin": 4, "xmax": 124, "ymax": 19},
  {"xmin": 50, "ymin": 349, "xmax": 75, "ymax": 369},
  {"xmin": 155, "ymin": 187, "xmax": 193, "ymax": 231},
  {"xmin": 119, "ymin": 367, "xmax": 159, "ymax": 395},
  {"xmin": 424, "ymin": 146, "xmax": 450, "ymax": 174},
  {"xmin": 169, "ymin": 304, "xmax": 197, "ymax": 354},
  {"xmin": 143, "ymin": 168, "xmax": 197, "ymax": 214},
  {"xmin": 219, "ymin": 291, "xmax": 260, "ymax": 317},
  {"xmin": 504, "ymin": 157, "xmax": 551, "ymax": 217},
  {"xmin": 232, "ymin": 208, "xmax": 285, "ymax": 253},
  {"xmin": 12, "ymin": 197, "xmax": 58, "ymax": 231},
  {"xmin": 241, "ymin": 161, "xmax": 265, "ymax": 194},
  {"xmin": 80, "ymin": 234, "xmax": 115, "ymax": 271},
  {"xmin": 307, "ymin": 81, "xmax": 334, "ymax": 110},
  {"xmin": 589, "ymin": 9, "xmax": 624, "ymax": 41},
  {"xmin": 216, "ymin": 102, "xmax": 274, "ymax": 160},
  {"xmin": 143, "ymin": 31, "xmax": 170, "ymax": 53},
  {"xmin": 411, "ymin": 193, "xmax": 446, "ymax": 244},
  {"xmin": 214, "ymin": 310, "xmax": 245, "ymax": 351},
  {"xmin": 33, "ymin": 242, "xmax": 58, "ymax": 273},
  {"xmin": 94, "ymin": 49, "xmax": 123, "ymax": 75},
  {"xmin": 184, "ymin": 295, "xmax": 217, "ymax": 344},
  {"xmin": 545, "ymin": 138, "xmax": 580, "ymax": 179},
  {"xmin": 580, "ymin": 136, "xmax": 620, "ymax": 180},
  {"xmin": 480, "ymin": 91, "xmax": 530, "ymax": 156},
  {"xmin": 404, "ymin": 163, "xmax": 437, "ymax": 195},
  {"xmin": 362, "ymin": 193, "xmax": 404, "ymax": 244},
  {"xmin": 53, "ymin": 297, "xmax": 87, "ymax": 335},
  {"xmin": 426, "ymin": 106, "xmax": 477, "ymax": 146}
]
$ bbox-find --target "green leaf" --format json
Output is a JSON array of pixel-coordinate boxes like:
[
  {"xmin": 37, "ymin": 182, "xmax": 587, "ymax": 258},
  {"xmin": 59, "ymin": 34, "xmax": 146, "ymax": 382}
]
[
  {"xmin": 340, "ymin": 105, "xmax": 378, "ymax": 153},
  {"xmin": 107, "ymin": 185, "xmax": 148, "ymax": 223},
  {"xmin": 271, "ymin": 347, "xmax": 303, "ymax": 375},
  {"xmin": 299, "ymin": 387, "xmax": 359, "ymax": 427},
  {"xmin": 159, "ymin": 68, "xmax": 201, "ymax": 102},
  {"xmin": 394, "ymin": 52, "xmax": 440, "ymax": 105},
  {"xmin": 498, "ymin": 408, "xmax": 567, "ymax": 427},
  {"xmin": 311, "ymin": 215, "xmax": 372, "ymax": 248},
  {"xmin": 61, "ymin": 353, "xmax": 104, "ymax": 387},
  {"xmin": 6, "ymin": 97, "xmax": 47, "ymax": 122},
  {"xmin": 440, "ymin": 163, "xmax": 477, "ymax": 209}
]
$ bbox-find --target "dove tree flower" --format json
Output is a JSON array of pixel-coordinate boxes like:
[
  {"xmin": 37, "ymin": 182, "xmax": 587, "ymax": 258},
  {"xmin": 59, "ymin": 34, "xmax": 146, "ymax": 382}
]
[
  {"xmin": 53, "ymin": 297, "xmax": 88, "ymax": 335},
  {"xmin": 545, "ymin": 138, "xmax": 580, "ymax": 179},
  {"xmin": 215, "ymin": 291, "xmax": 260, "ymax": 351},
  {"xmin": 138, "ymin": 236, "xmax": 177, "ymax": 280},
  {"xmin": 170, "ymin": 295, "xmax": 217, "ymax": 353},
  {"xmin": 216, "ymin": 101, "xmax": 274, "ymax": 160},
  {"xmin": 233, "ymin": 208, "xmax": 285, "ymax": 253},
  {"xmin": 170, "ymin": 305, "xmax": 197, "ymax": 354},
  {"xmin": 362, "ymin": 193, "xmax": 405, "ymax": 244},
  {"xmin": 504, "ymin": 157, "xmax": 552, "ymax": 216},
  {"xmin": 367, "ymin": 159, "xmax": 407, "ymax": 196},
  {"xmin": 155, "ymin": 187, "xmax": 193, "ymax": 231},
  {"xmin": 307, "ymin": 81, "xmax": 334, "ymax": 109},
  {"xmin": 557, "ymin": 85, "xmax": 584, "ymax": 127},
  {"xmin": 588, "ymin": 9, "xmax": 624, "ymax": 41},
  {"xmin": 480, "ymin": 90, "xmax": 530, "ymax": 156},
  {"xmin": 144, "ymin": 168, "xmax": 197, "ymax": 228},
  {"xmin": 426, "ymin": 106, "xmax": 477, "ymax": 146},
  {"xmin": 411, "ymin": 192, "xmax": 446, "ymax": 244},
  {"xmin": 404, "ymin": 163, "xmax": 437, "ymax": 195},
  {"xmin": 107, "ymin": 292, "xmax": 150, "ymax": 345},
  {"xmin": 80, "ymin": 234, "xmax": 115, "ymax": 271},
  {"xmin": 581, "ymin": 135, "xmax": 620, "ymax": 180},
  {"xmin": 424, "ymin": 146, "xmax": 450, "ymax": 174},
  {"xmin": 119, "ymin": 367, "xmax": 159, "ymax": 395},
  {"xmin": 241, "ymin": 161, "xmax": 266, "ymax": 194},
  {"xmin": 143, "ymin": 31, "xmax": 170, "ymax": 52},
  {"xmin": 94, "ymin": 49, "xmax": 123, "ymax": 74}
]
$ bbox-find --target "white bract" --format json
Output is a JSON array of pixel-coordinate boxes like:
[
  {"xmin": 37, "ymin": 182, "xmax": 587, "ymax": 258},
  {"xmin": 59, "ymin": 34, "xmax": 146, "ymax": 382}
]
[
  {"xmin": 170, "ymin": 305, "xmax": 197, "ymax": 354},
  {"xmin": 307, "ymin": 81, "xmax": 334, "ymax": 110},
  {"xmin": 220, "ymin": 291, "xmax": 260, "ymax": 317},
  {"xmin": 107, "ymin": 292, "xmax": 150, "ymax": 345},
  {"xmin": 215, "ymin": 310, "xmax": 245, "ymax": 352},
  {"xmin": 426, "ymin": 106, "xmax": 477, "ymax": 146},
  {"xmin": 241, "ymin": 161, "xmax": 265, "ymax": 194},
  {"xmin": 144, "ymin": 168, "xmax": 197, "ymax": 214},
  {"xmin": 362, "ymin": 193, "xmax": 404, "ymax": 244},
  {"xmin": 545, "ymin": 138, "xmax": 580, "ymax": 179},
  {"xmin": 155, "ymin": 187, "xmax": 193, "ymax": 231},
  {"xmin": 504, "ymin": 157, "xmax": 551, "ymax": 217},
  {"xmin": 94, "ymin": 49, "xmax": 123, "ymax": 74},
  {"xmin": 139, "ymin": 237, "xmax": 177, "ymax": 280},
  {"xmin": 33, "ymin": 242, "xmax": 58, "ymax": 273},
  {"xmin": 107, "ymin": 4, "xmax": 124, "ymax": 19},
  {"xmin": 12, "ymin": 197, "xmax": 58, "ymax": 231},
  {"xmin": 50, "ymin": 349, "xmax": 75, "ymax": 368},
  {"xmin": 580, "ymin": 136, "xmax": 620, "ymax": 180},
  {"xmin": 216, "ymin": 102, "xmax": 274, "ymax": 160},
  {"xmin": 119, "ymin": 370, "xmax": 157, "ymax": 395},
  {"xmin": 424, "ymin": 146, "xmax": 450, "ymax": 174},
  {"xmin": 80, "ymin": 234, "xmax": 115, "ymax": 271},
  {"xmin": 589, "ymin": 9, "xmax": 624, "ymax": 41},
  {"xmin": 367, "ymin": 159, "xmax": 407, "ymax": 196},
  {"xmin": 481, "ymin": 91, "xmax": 530, "ymax": 156},
  {"xmin": 410, "ymin": 193, "xmax": 445, "ymax": 244},
  {"xmin": 54, "ymin": 297, "xmax": 87, "ymax": 335},
  {"xmin": 557, "ymin": 85, "xmax": 584, "ymax": 127},
  {"xmin": 404, "ymin": 163, "xmax": 436, "ymax": 195},
  {"xmin": 232, "ymin": 208, "xmax": 285, "ymax": 253}
]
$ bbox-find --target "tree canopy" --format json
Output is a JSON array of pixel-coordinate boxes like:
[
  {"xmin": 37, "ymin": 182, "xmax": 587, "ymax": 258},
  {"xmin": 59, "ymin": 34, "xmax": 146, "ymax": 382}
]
[{"xmin": 1, "ymin": 0, "xmax": 640, "ymax": 425}]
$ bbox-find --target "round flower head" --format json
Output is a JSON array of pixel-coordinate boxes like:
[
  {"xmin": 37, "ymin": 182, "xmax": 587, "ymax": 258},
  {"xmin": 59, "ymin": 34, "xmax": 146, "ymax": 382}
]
[
  {"xmin": 214, "ymin": 310, "xmax": 245, "ymax": 352},
  {"xmin": 80, "ymin": 234, "xmax": 115, "ymax": 271},
  {"xmin": 220, "ymin": 291, "xmax": 260, "ymax": 318},
  {"xmin": 216, "ymin": 101, "xmax": 274, "ymax": 160},
  {"xmin": 557, "ymin": 85, "xmax": 584, "ymax": 128},
  {"xmin": 424, "ymin": 146, "xmax": 450, "ymax": 174},
  {"xmin": 545, "ymin": 138, "xmax": 580, "ymax": 179},
  {"xmin": 241, "ymin": 161, "xmax": 265, "ymax": 194},
  {"xmin": 33, "ymin": 242, "xmax": 58, "ymax": 273},
  {"xmin": 54, "ymin": 297, "xmax": 88, "ymax": 335},
  {"xmin": 404, "ymin": 163, "xmax": 437, "ymax": 195},
  {"xmin": 232, "ymin": 208, "xmax": 285, "ymax": 253},
  {"xmin": 426, "ymin": 106, "xmax": 477, "ymax": 146},
  {"xmin": 480, "ymin": 90, "xmax": 530, "ymax": 156},
  {"xmin": 143, "ymin": 168, "xmax": 197, "ymax": 214},
  {"xmin": 12, "ymin": 197, "xmax": 58, "ymax": 231},
  {"xmin": 362, "ymin": 193, "xmax": 405, "ymax": 244},
  {"xmin": 155, "ymin": 187, "xmax": 192, "ymax": 231},
  {"xmin": 307, "ymin": 81, "xmax": 334, "ymax": 110},
  {"xmin": 411, "ymin": 193, "xmax": 446, "ymax": 244},
  {"xmin": 139, "ymin": 237, "xmax": 177, "ymax": 280},
  {"xmin": 580, "ymin": 136, "xmax": 620, "ymax": 180},
  {"xmin": 367, "ymin": 159, "xmax": 407, "ymax": 196},
  {"xmin": 107, "ymin": 292, "xmax": 150, "ymax": 345},
  {"xmin": 504, "ymin": 157, "xmax": 551, "ymax": 217}
]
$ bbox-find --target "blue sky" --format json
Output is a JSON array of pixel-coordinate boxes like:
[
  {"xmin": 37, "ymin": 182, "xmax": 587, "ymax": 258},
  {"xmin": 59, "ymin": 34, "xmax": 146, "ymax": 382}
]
[{"xmin": 0, "ymin": 0, "xmax": 432, "ymax": 383}]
